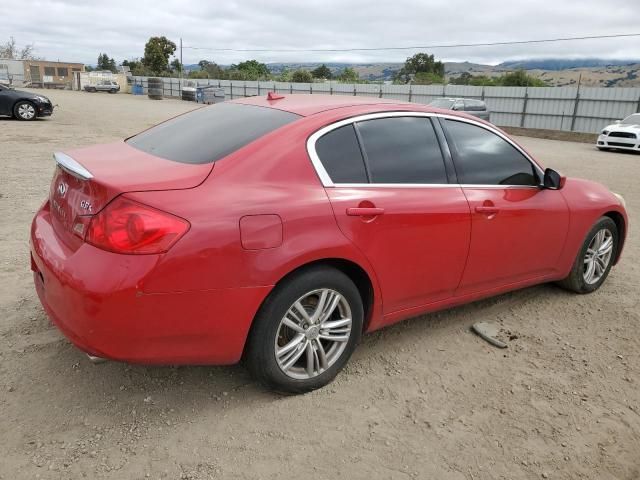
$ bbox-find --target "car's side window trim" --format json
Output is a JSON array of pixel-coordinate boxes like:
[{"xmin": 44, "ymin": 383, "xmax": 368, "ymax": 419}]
[
  {"xmin": 306, "ymin": 111, "xmax": 544, "ymax": 188},
  {"xmin": 351, "ymin": 122, "xmax": 373, "ymax": 183}
]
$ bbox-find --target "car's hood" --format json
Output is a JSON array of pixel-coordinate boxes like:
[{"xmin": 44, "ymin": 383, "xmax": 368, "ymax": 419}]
[
  {"xmin": 603, "ymin": 123, "xmax": 640, "ymax": 132},
  {"xmin": 5, "ymin": 88, "xmax": 49, "ymax": 101}
]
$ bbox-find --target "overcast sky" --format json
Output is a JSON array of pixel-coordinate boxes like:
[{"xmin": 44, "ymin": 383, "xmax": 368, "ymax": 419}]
[{"xmin": 2, "ymin": 0, "xmax": 640, "ymax": 66}]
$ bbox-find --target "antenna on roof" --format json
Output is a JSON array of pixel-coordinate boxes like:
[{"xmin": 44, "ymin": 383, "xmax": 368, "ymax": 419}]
[{"xmin": 267, "ymin": 91, "xmax": 285, "ymax": 100}]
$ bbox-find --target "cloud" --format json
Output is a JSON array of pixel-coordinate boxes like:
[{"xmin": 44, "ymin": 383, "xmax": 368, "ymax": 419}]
[{"xmin": 2, "ymin": 0, "xmax": 639, "ymax": 65}]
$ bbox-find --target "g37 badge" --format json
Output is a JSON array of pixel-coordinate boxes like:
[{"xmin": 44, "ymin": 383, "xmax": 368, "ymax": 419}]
[{"xmin": 80, "ymin": 200, "xmax": 93, "ymax": 212}]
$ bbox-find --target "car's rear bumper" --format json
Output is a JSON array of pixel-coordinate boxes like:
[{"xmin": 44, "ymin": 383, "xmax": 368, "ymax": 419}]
[
  {"xmin": 30, "ymin": 203, "xmax": 271, "ymax": 365},
  {"xmin": 597, "ymin": 134, "xmax": 639, "ymax": 150}
]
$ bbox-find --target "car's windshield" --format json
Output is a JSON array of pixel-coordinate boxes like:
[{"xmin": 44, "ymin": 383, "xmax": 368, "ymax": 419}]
[
  {"xmin": 429, "ymin": 99, "xmax": 455, "ymax": 109},
  {"xmin": 621, "ymin": 114, "xmax": 640, "ymax": 125}
]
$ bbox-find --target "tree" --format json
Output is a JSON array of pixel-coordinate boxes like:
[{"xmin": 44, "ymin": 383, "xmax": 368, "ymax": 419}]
[
  {"xmin": 338, "ymin": 67, "xmax": 359, "ymax": 83},
  {"xmin": 394, "ymin": 53, "xmax": 444, "ymax": 84},
  {"xmin": 227, "ymin": 59, "xmax": 271, "ymax": 80},
  {"xmin": 291, "ymin": 69, "xmax": 313, "ymax": 83},
  {"xmin": 170, "ymin": 58, "xmax": 182, "ymax": 74},
  {"xmin": 97, "ymin": 53, "xmax": 117, "ymax": 73},
  {"xmin": 142, "ymin": 36, "xmax": 176, "ymax": 74},
  {"xmin": 413, "ymin": 72, "xmax": 444, "ymax": 85},
  {"xmin": 311, "ymin": 64, "xmax": 332, "ymax": 80},
  {"xmin": 195, "ymin": 60, "xmax": 226, "ymax": 79},
  {"xmin": 0, "ymin": 36, "xmax": 38, "ymax": 60},
  {"xmin": 499, "ymin": 70, "xmax": 546, "ymax": 87},
  {"xmin": 122, "ymin": 58, "xmax": 145, "ymax": 75}
]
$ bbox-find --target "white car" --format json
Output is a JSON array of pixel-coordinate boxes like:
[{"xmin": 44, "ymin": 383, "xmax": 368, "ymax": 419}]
[{"xmin": 597, "ymin": 114, "xmax": 640, "ymax": 152}]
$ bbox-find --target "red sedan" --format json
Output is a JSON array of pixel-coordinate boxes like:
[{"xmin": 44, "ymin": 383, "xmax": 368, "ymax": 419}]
[{"xmin": 31, "ymin": 94, "xmax": 628, "ymax": 393}]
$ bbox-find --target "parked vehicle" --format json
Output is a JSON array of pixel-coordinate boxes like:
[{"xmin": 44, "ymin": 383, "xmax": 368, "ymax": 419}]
[
  {"xmin": 597, "ymin": 114, "xmax": 640, "ymax": 152},
  {"xmin": 31, "ymin": 94, "xmax": 627, "ymax": 393},
  {"xmin": 429, "ymin": 97, "xmax": 490, "ymax": 121},
  {"xmin": 0, "ymin": 84, "xmax": 53, "ymax": 120},
  {"xmin": 84, "ymin": 80, "xmax": 120, "ymax": 94}
]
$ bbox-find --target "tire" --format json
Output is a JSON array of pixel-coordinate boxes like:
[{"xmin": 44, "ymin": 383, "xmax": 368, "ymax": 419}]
[
  {"xmin": 13, "ymin": 101, "xmax": 37, "ymax": 121},
  {"xmin": 109, "ymin": 89, "xmax": 117, "ymax": 94},
  {"xmin": 245, "ymin": 266, "xmax": 363, "ymax": 394},
  {"xmin": 557, "ymin": 217, "xmax": 618, "ymax": 294},
  {"xmin": 597, "ymin": 147, "xmax": 611, "ymax": 151}
]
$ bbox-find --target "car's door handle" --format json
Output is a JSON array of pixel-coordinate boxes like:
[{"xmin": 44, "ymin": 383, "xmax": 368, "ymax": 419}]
[
  {"xmin": 346, "ymin": 207, "xmax": 385, "ymax": 217},
  {"xmin": 475, "ymin": 206, "xmax": 499, "ymax": 214}
]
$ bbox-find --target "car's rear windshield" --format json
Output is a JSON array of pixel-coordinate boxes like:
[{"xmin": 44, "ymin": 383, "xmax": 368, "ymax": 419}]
[{"xmin": 126, "ymin": 103, "xmax": 301, "ymax": 164}]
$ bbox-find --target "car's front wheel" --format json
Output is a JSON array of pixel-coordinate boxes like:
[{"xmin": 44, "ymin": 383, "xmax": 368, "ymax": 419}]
[
  {"xmin": 246, "ymin": 266, "xmax": 363, "ymax": 393},
  {"xmin": 558, "ymin": 216, "xmax": 618, "ymax": 293},
  {"xmin": 14, "ymin": 101, "xmax": 37, "ymax": 121}
]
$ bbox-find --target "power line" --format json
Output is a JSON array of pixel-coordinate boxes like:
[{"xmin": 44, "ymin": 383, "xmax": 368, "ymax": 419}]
[{"xmin": 182, "ymin": 33, "xmax": 640, "ymax": 53}]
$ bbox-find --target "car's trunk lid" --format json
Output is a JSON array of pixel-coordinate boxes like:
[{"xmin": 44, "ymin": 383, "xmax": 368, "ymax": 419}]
[{"xmin": 49, "ymin": 141, "xmax": 212, "ymax": 247}]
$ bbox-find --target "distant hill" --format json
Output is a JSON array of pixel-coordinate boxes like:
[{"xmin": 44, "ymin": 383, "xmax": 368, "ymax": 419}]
[
  {"xmin": 179, "ymin": 58, "xmax": 640, "ymax": 87},
  {"xmin": 498, "ymin": 59, "xmax": 640, "ymax": 71}
]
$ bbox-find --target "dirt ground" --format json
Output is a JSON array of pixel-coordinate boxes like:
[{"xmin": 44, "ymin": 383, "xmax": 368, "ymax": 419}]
[{"xmin": 1, "ymin": 90, "xmax": 638, "ymax": 480}]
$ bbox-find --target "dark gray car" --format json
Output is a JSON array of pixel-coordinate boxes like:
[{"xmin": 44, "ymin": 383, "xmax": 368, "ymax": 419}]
[{"xmin": 428, "ymin": 97, "xmax": 490, "ymax": 121}]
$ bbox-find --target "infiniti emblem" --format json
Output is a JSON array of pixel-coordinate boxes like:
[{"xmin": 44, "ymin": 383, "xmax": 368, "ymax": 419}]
[{"xmin": 57, "ymin": 182, "xmax": 68, "ymax": 197}]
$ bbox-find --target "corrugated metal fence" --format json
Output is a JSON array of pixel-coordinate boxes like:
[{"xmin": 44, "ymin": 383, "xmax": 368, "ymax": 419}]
[{"xmin": 131, "ymin": 76, "xmax": 640, "ymax": 134}]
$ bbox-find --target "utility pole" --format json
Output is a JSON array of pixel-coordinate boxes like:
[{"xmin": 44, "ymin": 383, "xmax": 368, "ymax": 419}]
[{"xmin": 179, "ymin": 37, "xmax": 183, "ymax": 96}]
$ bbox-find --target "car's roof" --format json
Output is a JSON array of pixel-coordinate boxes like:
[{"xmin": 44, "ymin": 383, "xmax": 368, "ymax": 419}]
[{"xmin": 232, "ymin": 94, "xmax": 423, "ymax": 117}]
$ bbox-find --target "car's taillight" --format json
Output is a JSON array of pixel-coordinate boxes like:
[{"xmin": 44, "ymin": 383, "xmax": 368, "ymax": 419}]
[{"xmin": 85, "ymin": 197, "xmax": 189, "ymax": 254}]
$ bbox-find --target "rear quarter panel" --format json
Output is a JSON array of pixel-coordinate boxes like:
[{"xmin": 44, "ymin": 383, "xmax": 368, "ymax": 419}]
[{"xmin": 125, "ymin": 111, "xmax": 384, "ymax": 326}]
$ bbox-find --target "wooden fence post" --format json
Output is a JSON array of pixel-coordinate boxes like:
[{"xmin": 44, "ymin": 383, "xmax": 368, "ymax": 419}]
[
  {"xmin": 520, "ymin": 88, "xmax": 529, "ymax": 128},
  {"xmin": 570, "ymin": 88, "xmax": 581, "ymax": 132}
]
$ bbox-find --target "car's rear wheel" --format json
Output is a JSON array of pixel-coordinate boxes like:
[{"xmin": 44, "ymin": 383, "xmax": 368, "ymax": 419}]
[
  {"xmin": 14, "ymin": 101, "xmax": 37, "ymax": 121},
  {"xmin": 246, "ymin": 266, "xmax": 363, "ymax": 393},
  {"xmin": 557, "ymin": 217, "xmax": 618, "ymax": 293}
]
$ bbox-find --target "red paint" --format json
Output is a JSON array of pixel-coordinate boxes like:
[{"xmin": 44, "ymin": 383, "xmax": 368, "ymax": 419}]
[
  {"xmin": 240, "ymin": 215, "xmax": 283, "ymax": 250},
  {"xmin": 30, "ymin": 95, "xmax": 628, "ymax": 365}
]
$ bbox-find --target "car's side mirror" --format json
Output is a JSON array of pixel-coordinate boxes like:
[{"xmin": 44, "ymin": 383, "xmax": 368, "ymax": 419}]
[
  {"xmin": 614, "ymin": 120, "xmax": 622, "ymax": 124},
  {"xmin": 542, "ymin": 168, "xmax": 566, "ymax": 190}
]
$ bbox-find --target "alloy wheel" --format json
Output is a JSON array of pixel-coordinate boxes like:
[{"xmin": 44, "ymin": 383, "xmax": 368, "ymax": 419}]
[
  {"xmin": 274, "ymin": 288, "xmax": 352, "ymax": 380},
  {"xmin": 583, "ymin": 228, "xmax": 614, "ymax": 284},
  {"xmin": 18, "ymin": 103, "xmax": 36, "ymax": 120}
]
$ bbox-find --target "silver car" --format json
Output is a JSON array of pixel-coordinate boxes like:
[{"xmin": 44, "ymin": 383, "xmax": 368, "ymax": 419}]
[
  {"xmin": 84, "ymin": 80, "xmax": 120, "ymax": 94},
  {"xmin": 428, "ymin": 97, "xmax": 490, "ymax": 122}
]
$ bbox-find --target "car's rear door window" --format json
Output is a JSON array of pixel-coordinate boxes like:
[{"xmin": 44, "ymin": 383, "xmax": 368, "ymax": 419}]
[
  {"xmin": 127, "ymin": 103, "xmax": 300, "ymax": 164},
  {"xmin": 314, "ymin": 124, "xmax": 368, "ymax": 183},
  {"xmin": 355, "ymin": 116, "xmax": 448, "ymax": 184},
  {"xmin": 444, "ymin": 119, "xmax": 537, "ymax": 186}
]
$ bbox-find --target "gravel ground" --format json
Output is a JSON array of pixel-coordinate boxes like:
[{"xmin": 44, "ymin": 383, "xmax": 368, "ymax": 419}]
[{"xmin": 1, "ymin": 90, "xmax": 638, "ymax": 480}]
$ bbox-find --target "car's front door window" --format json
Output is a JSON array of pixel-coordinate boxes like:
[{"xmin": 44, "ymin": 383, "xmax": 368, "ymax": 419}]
[{"xmin": 444, "ymin": 119, "xmax": 538, "ymax": 186}]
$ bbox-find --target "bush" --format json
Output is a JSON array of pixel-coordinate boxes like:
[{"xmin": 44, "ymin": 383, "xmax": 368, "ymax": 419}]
[{"xmin": 291, "ymin": 70, "xmax": 313, "ymax": 83}]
